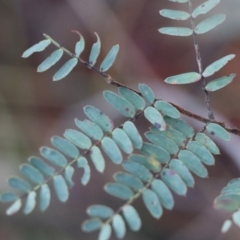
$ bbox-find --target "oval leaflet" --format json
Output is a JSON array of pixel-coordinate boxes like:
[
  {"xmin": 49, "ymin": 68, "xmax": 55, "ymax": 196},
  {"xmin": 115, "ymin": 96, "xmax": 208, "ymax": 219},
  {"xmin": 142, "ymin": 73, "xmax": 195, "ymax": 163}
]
[
  {"xmin": 205, "ymin": 74, "xmax": 236, "ymax": 92},
  {"xmin": 206, "ymin": 123, "xmax": 231, "ymax": 141},
  {"xmin": 159, "ymin": 27, "xmax": 193, "ymax": 37},
  {"xmin": 165, "ymin": 72, "xmax": 201, "ymax": 84}
]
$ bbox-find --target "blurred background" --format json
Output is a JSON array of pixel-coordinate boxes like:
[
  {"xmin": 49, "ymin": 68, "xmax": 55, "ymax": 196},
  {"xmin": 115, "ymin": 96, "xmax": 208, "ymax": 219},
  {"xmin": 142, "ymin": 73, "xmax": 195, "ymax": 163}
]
[{"xmin": 0, "ymin": 0, "xmax": 240, "ymax": 239}]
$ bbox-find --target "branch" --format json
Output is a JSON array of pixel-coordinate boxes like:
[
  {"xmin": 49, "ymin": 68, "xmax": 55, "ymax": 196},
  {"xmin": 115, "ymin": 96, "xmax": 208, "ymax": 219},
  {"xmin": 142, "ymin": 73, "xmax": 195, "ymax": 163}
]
[{"xmin": 43, "ymin": 34, "xmax": 240, "ymax": 136}]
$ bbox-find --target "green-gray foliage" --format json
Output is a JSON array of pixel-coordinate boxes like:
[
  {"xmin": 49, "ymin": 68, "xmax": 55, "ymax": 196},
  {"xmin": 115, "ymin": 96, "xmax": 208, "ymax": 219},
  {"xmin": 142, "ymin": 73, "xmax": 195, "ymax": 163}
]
[{"xmin": 1, "ymin": 0, "xmax": 239, "ymax": 239}]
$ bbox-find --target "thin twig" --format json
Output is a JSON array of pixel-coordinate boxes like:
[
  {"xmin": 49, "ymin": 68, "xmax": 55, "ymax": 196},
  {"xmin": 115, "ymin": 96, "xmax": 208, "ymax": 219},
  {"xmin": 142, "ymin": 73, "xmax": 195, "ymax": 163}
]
[
  {"xmin": 188, "ymin": 0, "xmax": 215, "ymax": 121},
  {"xmin": 170, "ymin": 103, "xmax": 240, "ymax": 135}
]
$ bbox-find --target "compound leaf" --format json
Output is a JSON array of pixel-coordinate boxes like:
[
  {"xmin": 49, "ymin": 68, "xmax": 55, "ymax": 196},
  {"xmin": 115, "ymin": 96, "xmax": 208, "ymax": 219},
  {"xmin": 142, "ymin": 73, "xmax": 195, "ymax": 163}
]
[
  {"xmin": 87, "ymin": 205, "xmax": 114, "ymax": 219},
  {"xmin": 151, "ymin": 179, "xmax": 174, "ymax": 210},
  {"xmin": 53, "ymin": 58, "xmax": 78, "ymax": 81},
  {"xmin": 90, "ymin": 146, "xmax": 105, "ymax": 172},
  {"xmin": 101, "ymin": 137, "xmax": 122, "ymax": 164},
  {"xmin": 23, "ymin": 191, "xmax": 36, "ymax": 214},
  {"xmin": 82, "ymin": 218, "xmax": 103, "ymax": 232},
  {"xmin": 192, "ymin": 0, "xmax": 220, "ymax": 18},
  {"xmin": 195, "ymin": 14, "xmax": 226, "ymax": 34},
  {"xmin": 206, "ymin": 74, "xmax": 236, "ymax": 92},
  {"xmin": 89, "ymin": 32, "xmax": 101, "ymax": 66},
  {"xmin": 20, "ymin": 164, "xmax": 44, "ymax": 185},
  {"xmin": 161, "ymin": 169, "xmax": 187, "ymax": 196},
  {"xmin": 39, "ymin": 184, "xmax": 51, "ymax": 211},
  {"xmin": 122, "ymin": 160, "xmax": 153, "ymax": 182},
  {"xmin": 22, "ymin": 39, "xmax": 51, "ymax": 58},
  {"xmin": 123, "ymin": 121, "xmax": 143, "ymax": 149},
  {"xmin": 129, "ymin": 154, "xmax": 161, "ymax": 173},
  {"xmin": 169, "ymin": 159, "xmax": 195, "ymax": 187},
  {"xmin": 6, "ymin": 199, "xmax": 22, "ymax": 215},
  {"xmin": 154, "ymin": 101, "xmax": 180, "ymax": 118},
  {"xmin": 53, "ymin": 175, "xmax": 69, "ymax": 202},
  {"xmin": 99, "ymin": 224, "xmax": 112, "ymax": 240},
  {"xmin": 29, "ymin": 156, "xmax": 55, "ymax": 177},
  {"xmin": 159, "ymin": 27, "xmax": 193, "ymax": 36},
  {"xmin": 144, "ymin": 106, "xmax": 166, "ymax": 131},
  {"xmin": 141, "ymin": 142, "xmax": 170, "ymax": 164},
  {"xmin": 142, "ymin": 189, "xmax": 163, "ymax": 219},
  {"xmin": 75, "ymin": 119, "xmax": 103, "ymax": 141},
  {"xmin": 160, "ymin": 9, "xmax": 190, "ymax": 20},
  {"xmin": 122, "ymin": 205, "xmax": 141, "ymax": 231},
  {"xmin": 112, "ymin": 214, "xmax": 126, "ymax": 239},
  {"xmin": 100, "ymin": 45, "xmax": 119, "ymax": 72},
  {"xmin": 112, "ymin": 128, "xmax": 133, "ymax": 154},
  {"xmin": 77, "ymin": 157, "xmax": 91, "ymax": 185},
  {"xmin": 138, "ymin": 83, "xmax": 155, "ymax": 103},
  {"xmin": 37, "ymin": 49, "xmax": 63, "ymax": 72},
  {"xmin": 51, "ymin": 136, "xmax": 79, "ymax": 159},
  {"xmin": 165, "ymin": 72, "xmax": 201, "ymax": 84},
  {"xmin": 114, "ymin": 172, "xmax": 144, "ymax": 192},
  {"xmin": 40, "ymin": 147, "xmax": 68, "ymax": 168},
  {"xmin": 104, "ymin": 182, "xmax": 134, "ymax": 200},
  {"xmin": 206, "ymin": 123, "xmax": 231, "ymax": 141},
  {"xmin": 64, "ymin": 129, "xmax": 92, "ymax": 149},
  {"xmin": 179, "ymin": 150, "xmax": 208, "ymax": 178},
  {"xmin": 118, "ymin": 87, "xmax": 145, "ymax": 110},
  {"xmin": 84, "ymin": 105, "xmax": 114, "ymax": 133},
  {"xmin": 8, "ymin": 177, "xmax": 32, "ymax": 193},
  {"xmin": 64, "ymin": 165, "xmax": 75, "ymax": 188},
  {"xmin": 195, "ymin": 133, "xmax": 220, "ymax": 154},
  {"xmin": 202, "ymin": 54, "xmax": 235, "ymax": 77},
  {"xmin": 103, "ymin": 91, "xmax": 136, "ymax": 118}
]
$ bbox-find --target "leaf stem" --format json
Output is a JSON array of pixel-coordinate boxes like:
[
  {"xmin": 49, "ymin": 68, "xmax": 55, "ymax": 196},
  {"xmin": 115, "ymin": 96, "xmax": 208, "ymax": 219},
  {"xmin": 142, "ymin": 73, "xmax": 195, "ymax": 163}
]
[{"xmin": 188, "ymin": 0, "xmax": 215, "ymax": 121}]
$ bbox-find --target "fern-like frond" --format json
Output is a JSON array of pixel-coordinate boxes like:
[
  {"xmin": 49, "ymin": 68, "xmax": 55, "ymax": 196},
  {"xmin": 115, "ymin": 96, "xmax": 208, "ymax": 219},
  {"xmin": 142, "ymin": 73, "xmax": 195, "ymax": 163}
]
[
  {"xmin": 22, "ymin": 32, "xmax": 119, "ymax": 81},
  {"xmin": 81, "ymin": 83, "xmax": 230, "ymax": 240},
  {"xmin": 158, "ymin": 0, "xmax": 236, "ymax": 90},
  {"xmin": 1, "ymin": 81, "xmax": 228, "ymax": 219},
  {"xmin": 0, "ymin": 87, "xmax": 146, "ymax": 215},
  {"xmin": 214, "ymin": 178, "xmax": 240, "ymax": 233}
]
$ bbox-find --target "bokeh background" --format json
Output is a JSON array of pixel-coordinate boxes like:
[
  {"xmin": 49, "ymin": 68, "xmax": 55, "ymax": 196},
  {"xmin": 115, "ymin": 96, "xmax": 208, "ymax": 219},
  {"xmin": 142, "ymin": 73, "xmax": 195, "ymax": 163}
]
[{"xmin": 1, "ymin": 0, "xmax": 240, "ymax": 239}]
